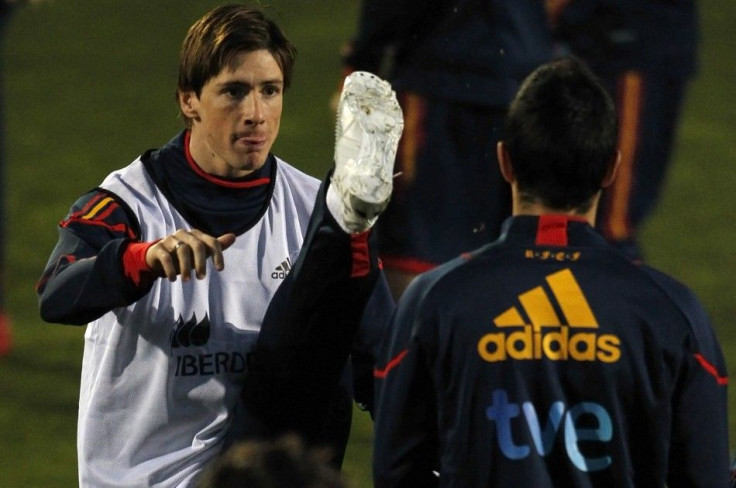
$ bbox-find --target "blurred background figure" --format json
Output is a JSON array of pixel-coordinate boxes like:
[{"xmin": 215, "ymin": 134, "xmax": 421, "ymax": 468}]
[
  {"xmin": 341, "ymin": 0, "xmax": 552, "ymax": 300},
  {"xmin": 549, "ymin": 0, "xmax": 700, "ymax": 262},
  {"xmin": 0, "ymin": 0, "xmax": 23, "ymax": 357},
  {"xmin": 196, "ymin": 434, "xmax": 350, "ymax": 488}
]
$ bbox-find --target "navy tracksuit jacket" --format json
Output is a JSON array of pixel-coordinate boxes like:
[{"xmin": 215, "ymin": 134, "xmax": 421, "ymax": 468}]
[{"xmin": 374, "ymin": 215, "xmax": 729, "ymax": 487}]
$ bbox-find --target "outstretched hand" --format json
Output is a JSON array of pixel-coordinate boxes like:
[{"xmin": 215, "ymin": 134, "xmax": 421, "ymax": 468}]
[{"xmin": 145, "ymin": 229, "xmax": 237, "ymax": 282}]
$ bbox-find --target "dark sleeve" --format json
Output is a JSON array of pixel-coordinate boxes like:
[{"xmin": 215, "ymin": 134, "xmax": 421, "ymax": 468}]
[
  {"xmin": 373, "ymin": 275, "xmax": 439, "ymax": 488},
  {"xmin": 351, "ymin": 271, "xmax": 395, "ymax": 414},
  {"xmin": 36, "ymin": 189, "xmax": 156, "ymax": 325},
  {"xmin": 666, "ymin": 289, "xmax": 730, "ymax": 487},
  {"xmin": 345, "ymin": 0, "xmax": 447, "ymax": 75}
]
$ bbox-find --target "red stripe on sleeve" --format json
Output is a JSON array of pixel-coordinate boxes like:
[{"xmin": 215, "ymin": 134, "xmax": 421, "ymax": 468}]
[
  {"xmin": 350, "ymin": 231, "xmax": 371, "ymax": 278},
  {"xmin": 69, "ymin": 193, "xmax": 106, "ymax": 219},
  {"xmin": 380, "ymin": 255, "xmax": 436, "ymax": 274},
  {"xmin": 35, "ymin": 254, "xmax": 77, "ymax": 293},
  {"xmin": 60, "ymin": 217, "xmax": 137, "ymax": 239},
  {"xmin": 694, "ymin": 353, "xmax": 728, "ymax": 385},
  {"xmin": 374, "ymin": 349, "xmax": 408, "ymax": 379},
  {"xmin": 94, "ymin": 201, "xmax": 120, "ymax": 221}
]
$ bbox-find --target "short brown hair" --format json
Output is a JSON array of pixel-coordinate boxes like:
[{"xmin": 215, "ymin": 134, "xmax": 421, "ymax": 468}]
[
  {"xmin": 196, "ymin": 434, "xmax": 349, "ymax": 488},
  {"xmin": 176, "ymin": 5, "xmax": 297, "ymax": 126}
]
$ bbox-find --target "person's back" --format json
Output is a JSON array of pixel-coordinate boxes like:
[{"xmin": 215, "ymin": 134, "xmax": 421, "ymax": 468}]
[
  {"xmin": 377, "ymin": 216, "xmax": 727, "ymax": 486},
  {"xmin": 372, "ymin": 57, "xmax": 729, "ymax": 487}
]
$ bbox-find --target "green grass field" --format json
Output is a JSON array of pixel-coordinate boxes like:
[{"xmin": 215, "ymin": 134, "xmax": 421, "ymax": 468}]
[{"xmin": 1, "ymin": 1, "xmax": 734, "ymax": 486}]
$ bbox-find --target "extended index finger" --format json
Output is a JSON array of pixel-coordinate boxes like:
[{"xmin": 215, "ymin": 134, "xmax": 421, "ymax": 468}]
[
  {"xmin": 212, "ymin": 233, "xmax": 236, "ymax": 271},
  {"xmin": 188, "ymin": 230, "xmax": 235, "ymax": 274}
]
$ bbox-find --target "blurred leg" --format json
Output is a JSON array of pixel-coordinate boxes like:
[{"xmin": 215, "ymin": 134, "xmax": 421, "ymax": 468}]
[{"xmin": 597, "ymin": 71, "xmax": 688, "ymax": 261}]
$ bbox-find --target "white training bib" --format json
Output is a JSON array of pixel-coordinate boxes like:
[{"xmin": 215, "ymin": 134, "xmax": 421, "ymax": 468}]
[{"xmin": 77, "ymin": 157, "xmax": 319, "ymax": 487}]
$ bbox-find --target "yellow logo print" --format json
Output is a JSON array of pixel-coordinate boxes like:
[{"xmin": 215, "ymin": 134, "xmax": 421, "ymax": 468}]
[{"xmin": 478, "ymin": 269, "xmax": 621, "ymax": 363}]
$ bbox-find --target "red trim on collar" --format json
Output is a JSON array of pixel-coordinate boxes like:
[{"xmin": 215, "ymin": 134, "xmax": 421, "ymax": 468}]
[
  {"xmin": 184, "ymin": 131, "xmax": 271, "ymax": 189},
  {"xmin": 535, "ymin": 214, "xmax": 587, "ymax": 246}
]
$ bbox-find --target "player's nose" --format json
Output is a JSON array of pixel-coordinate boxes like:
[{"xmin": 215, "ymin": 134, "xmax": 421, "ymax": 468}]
[{"xmin": 242, "ymin": 95, "xmax": 265, "ymax": 125}]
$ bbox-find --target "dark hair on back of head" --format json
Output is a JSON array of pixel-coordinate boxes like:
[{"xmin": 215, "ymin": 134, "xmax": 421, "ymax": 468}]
[
  {"xmin": 501, "ymin": 57, "xmax": 618, "ymax": 212},
  {"xmin": 195, "ymin": 434, "xmax": 349, "ymax": 488}
]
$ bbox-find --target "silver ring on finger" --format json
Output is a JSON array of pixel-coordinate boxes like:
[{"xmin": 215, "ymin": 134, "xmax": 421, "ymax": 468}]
[{"xmin": 173, "ymin": 240, "xmax": 184, "ymax": 252}]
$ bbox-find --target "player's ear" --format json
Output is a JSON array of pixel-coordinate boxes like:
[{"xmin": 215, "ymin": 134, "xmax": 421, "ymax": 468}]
[
  {"xmin": 178, "ymin": 90, "xmax": 200, "ymax": 121},
  {"xmin": 497, "ymin": 141, "xmax": 515, "ymax": 184},
  {"xmin": 601, "ymin": 150, "xmax": 621, "ymax": 188}
]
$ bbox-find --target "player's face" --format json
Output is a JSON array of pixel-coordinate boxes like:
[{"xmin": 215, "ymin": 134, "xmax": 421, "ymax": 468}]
[{"xmin": 182, "ymin": 49, "xmax": 283, "ymax": 177}]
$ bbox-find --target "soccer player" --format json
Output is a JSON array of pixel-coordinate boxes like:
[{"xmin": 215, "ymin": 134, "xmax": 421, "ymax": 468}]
[
  {"xmin": 36, "ymin": 6, "xmax": 402, "ymax": 487},
  {"xmin": 549, "ymin": 0, "xmax": 700, "ymax": 261},
  {"xmin": 372, "ymin": 57, "xmax": 729, "ymax": 487},
  {"xmin": 342, "ymin": 0, "xmax": 552, "ymax": 299}
]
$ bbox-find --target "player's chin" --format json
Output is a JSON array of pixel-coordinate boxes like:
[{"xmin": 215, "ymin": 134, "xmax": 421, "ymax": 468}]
[{"xmin": 234, "ymin": 152, "xmax": 269, "ymax": 173}]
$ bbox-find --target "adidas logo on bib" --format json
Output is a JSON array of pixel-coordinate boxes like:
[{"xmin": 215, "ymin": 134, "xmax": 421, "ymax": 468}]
[{"xmin": 271, "ymin": 257, "xmax": 292, "ymax": 280}]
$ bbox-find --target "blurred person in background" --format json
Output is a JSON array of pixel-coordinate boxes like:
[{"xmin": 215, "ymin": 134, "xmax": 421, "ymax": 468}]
[
  {"xmin": 0, "ymin": 0, "xmax": 22, "ymax": 356},
  {"xmin": 341, "ymin": 0, "xmax": 552, "ymax": 300},
  {"xmin": 549, "ymin": 0, "xmax": 699, "ymax": 262}
]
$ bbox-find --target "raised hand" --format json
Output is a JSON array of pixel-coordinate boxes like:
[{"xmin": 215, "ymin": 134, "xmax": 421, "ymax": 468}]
[{"xmin": 145, "ymin": 229, "xmax": 236, "ymax": 282}]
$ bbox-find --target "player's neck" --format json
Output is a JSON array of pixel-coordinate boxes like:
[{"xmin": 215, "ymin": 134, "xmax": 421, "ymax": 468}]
[{"xmin": 511, "ymin": 198, "xmax": 598, "ymax": 227}]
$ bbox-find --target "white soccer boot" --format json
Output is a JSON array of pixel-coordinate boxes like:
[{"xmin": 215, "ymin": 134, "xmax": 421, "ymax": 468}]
[{"xmin": 327, "ymin": 71, "xmax": 404, "ymax": 233}]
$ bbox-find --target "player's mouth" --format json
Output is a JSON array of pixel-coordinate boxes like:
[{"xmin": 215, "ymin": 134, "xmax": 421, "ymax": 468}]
[{"xmin": 233, "ymin": 133, "xmax": 268, "ymax": 151}]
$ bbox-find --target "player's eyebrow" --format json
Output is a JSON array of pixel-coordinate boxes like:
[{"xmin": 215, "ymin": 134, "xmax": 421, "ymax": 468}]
[
  {"xmin": 258, "ymin": 78, "xmax": 284, "ymax": 87},
  {"xmin": 218, "ymin": 79, "xmax": 284, "ymax": 90},
  {"xmin": 217, "ymin": 80, "xmax": 250, "ymax": 90}
]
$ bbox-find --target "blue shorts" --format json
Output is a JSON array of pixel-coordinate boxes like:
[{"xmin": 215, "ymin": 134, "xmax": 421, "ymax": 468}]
[{"xmin": 376, "ymin": 92, "xmax": 509, "ymax": 273}]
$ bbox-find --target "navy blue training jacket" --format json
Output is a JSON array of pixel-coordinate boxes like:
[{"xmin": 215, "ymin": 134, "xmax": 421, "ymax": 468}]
[{"xmin": 373, "ymin": 215, "xmax": 729, "ymax": 487}]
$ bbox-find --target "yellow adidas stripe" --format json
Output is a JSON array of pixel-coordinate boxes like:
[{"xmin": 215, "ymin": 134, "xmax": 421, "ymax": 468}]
[
  {"xmin": 546, "ymin": 269, "xmax": 598, "ymax": 327},
  {"xmin": 494, "ymin": 307, "xmax": 525, "ymax": 327},
  {"xmin": 82, "ymin": 197, "xmax": 114, "ymax": 220},
  {"xmin": 519, "ymin": 286, "xmax": 561, "ymax": 331},
  {"xmin": 492, "ymin": 269, "xmax": 598, "ymax": 329}
]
